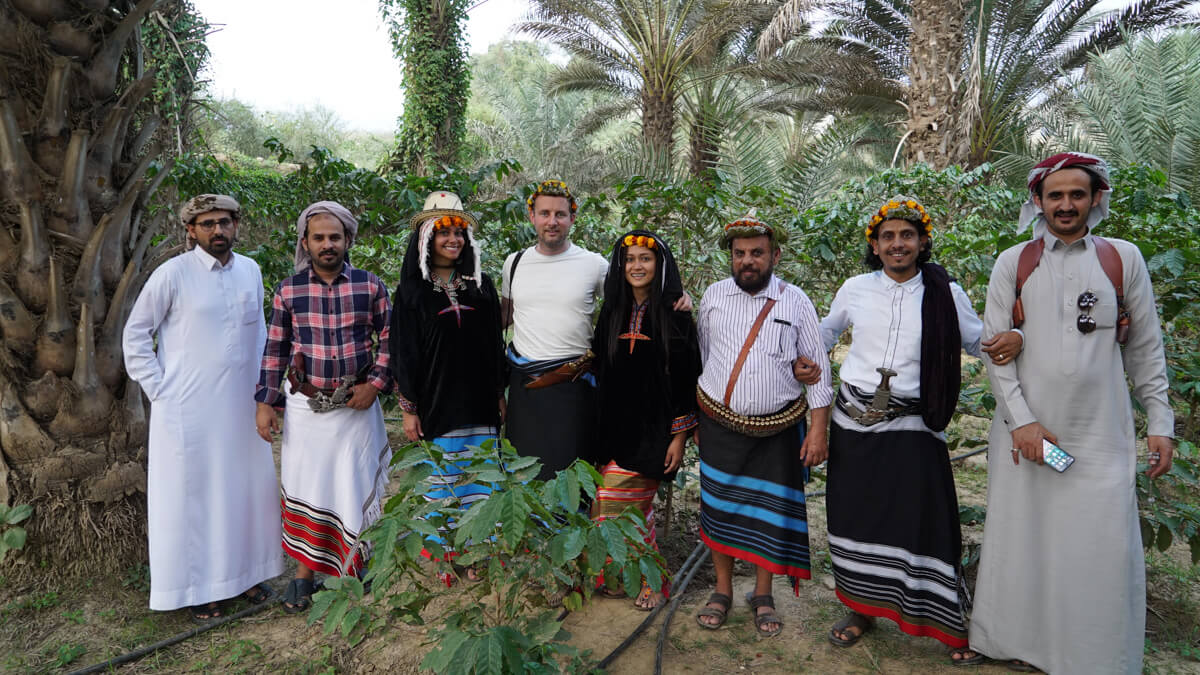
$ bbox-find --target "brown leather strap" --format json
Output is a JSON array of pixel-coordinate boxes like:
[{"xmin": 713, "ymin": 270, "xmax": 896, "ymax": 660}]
[
  {"xmin": 724, "ymin": 280, "xmax": 784, "ymax": 406},
  {"xmin": 1092, "ymin": 236, "xmax": 1130, "ymax": 344},
  {"xmin": 1012, "ymin": 238, "xmax": 1045, "ymax": 328}
]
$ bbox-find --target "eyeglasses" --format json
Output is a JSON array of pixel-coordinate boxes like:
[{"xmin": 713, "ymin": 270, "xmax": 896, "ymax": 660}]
[
  {"xmin": 193, "ymin": 217, "xmax": 235, "ymax": 231},
  {"xmin": 1077, "ymin": 290, "xmax": 1098, "ymax": 334}
]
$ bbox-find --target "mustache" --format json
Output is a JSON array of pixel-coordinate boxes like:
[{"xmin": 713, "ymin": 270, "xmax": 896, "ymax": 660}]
[{"xmin": 1053, "ymin": 210, "xmax": 1079, "ymax": 217}]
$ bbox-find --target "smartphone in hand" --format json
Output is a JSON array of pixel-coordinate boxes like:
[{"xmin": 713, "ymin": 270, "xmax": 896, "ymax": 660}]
[{"xmin": 1042, "ymin": 439, "xmax": 1075, "ymax": 472}]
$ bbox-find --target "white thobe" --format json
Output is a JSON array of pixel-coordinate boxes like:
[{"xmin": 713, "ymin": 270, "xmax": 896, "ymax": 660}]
[
  {"xmin": 819, "ymin": 270, "xmax": 982, "ymax": 435},
  {"xmin": 123, "ymin": 247, "xmax": 283, "ymax": 610},
  {"xmin": 971, "ymin": 232, "xmax": 1173, "ymax": 674}
]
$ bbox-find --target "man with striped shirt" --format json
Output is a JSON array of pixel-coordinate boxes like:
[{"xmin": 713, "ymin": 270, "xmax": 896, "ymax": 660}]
[{"xmin": 693, "ymin": 214, "xmax": 833, "ymax": 638}]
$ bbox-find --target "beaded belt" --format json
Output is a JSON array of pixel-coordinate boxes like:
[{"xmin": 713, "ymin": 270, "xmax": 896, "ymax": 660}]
[{"xmin": 696, "ymin": 385, "xmax": 808, "ymax": 438}]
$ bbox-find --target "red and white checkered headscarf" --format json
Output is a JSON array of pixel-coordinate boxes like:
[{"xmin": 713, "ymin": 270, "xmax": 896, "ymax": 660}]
[{"xmin": 1018, "ymin": 152, "xmax": 1112, "ymax": 239}]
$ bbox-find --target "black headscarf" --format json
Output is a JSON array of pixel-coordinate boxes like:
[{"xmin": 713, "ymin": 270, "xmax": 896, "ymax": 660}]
[
  {"xmin": 600, "ymin": 229, "xmax": 685, "ymax": 364},
  {"xmin": 918, "ymin": 261, "xmax": 961, "ymax": 431}
]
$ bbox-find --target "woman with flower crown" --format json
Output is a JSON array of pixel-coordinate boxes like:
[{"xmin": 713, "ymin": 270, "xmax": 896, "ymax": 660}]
[
  {"xmin": 589, "ymin": 230, "xmax": 701, "ymax": 610},
  {"xmin": 390, "ymin": 192, "xmax": 505, "ymax": 584},
  {"xmin": 818, "ymin": 196, "xmax": 987, "ymax": 664}
]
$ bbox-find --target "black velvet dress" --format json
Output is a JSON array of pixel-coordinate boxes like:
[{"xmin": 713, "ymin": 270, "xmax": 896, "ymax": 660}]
[
  {"xmin": 390, "ymin": 256, "xmax": 504, "ymax": 440},
  {"xmin": 591, "ymin": 304, "xmax": 701, "ymax": 481}
]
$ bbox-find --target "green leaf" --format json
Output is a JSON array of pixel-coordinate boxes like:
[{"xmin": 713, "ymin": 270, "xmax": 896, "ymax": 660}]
[
  {"xmin": 307, "ymin": 588, "xmax": 336, "ymax": 626},
  {"xmin": 499, "ymin": 491, "xmax": 531, "ymax": 548},
  {"xmin": 2, "ymin": 528, "xmax": 26, "ymax": 552},
  {"xmin": 341, "ymin": 606, "xmax": 363, "ymax": 639},
  {"xmin": 586, "ymin": 526, "xmax": 607, "ymax": 573},
  {"xmin": 324, "ymin": 595, "xmax": 349, "ymax": 635},
  {"xmin": 420, "ymin": 630, "xmax": 468, "ymax": 674},
  {"xmin": 639, "ymin": 555, "xmax": 663, "ymax": 593},
  {"xmin": 600, "ymin": 520, "xmax": 628, "ymax": 566},
  {"xmin": 1156, "ymin": 524, "xmax": 1173, "ymax": 552},
  {"xmin": 478, "ymin": 631, "xmax": 506, "ymax": 675},
  {"xmin": 4, "ymin": 504, "xmax": 32, "ymax": 525}
]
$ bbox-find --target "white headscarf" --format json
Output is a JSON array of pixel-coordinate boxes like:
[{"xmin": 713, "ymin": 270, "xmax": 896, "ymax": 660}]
[
  {"xmin": 294, "ymin": 201, "xmax": 358, "ymax": 272},
  {"xmin": 1018, "ymin": 152, "xmax": 1112, "ymax": 240}
]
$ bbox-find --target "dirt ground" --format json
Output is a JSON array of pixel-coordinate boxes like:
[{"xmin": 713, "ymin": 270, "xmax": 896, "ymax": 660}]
[{"xmin": 2, "ymin": 421, "xmax": 1199, "ymax": 674}]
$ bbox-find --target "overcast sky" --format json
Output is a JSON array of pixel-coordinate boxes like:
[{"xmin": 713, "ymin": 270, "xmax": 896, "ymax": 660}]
[{"xmin": 195, "ymin": 0, "xmax": 531, "ymax": 132}]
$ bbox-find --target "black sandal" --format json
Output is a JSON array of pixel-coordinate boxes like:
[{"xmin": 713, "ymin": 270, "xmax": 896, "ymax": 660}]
[
  {"xmin": 829, "ymin": 612, "xmax": 874, "ymax": 647},
  {"xmin": 240, "ymin": 582, "xmax": 273, "ymax": 605},
  {"xmin": 189, "ymin": 601, "xmax": 223, "ymax": 622},
  {"xmin": 281, "ymin": 577, "xmax": 316, "ymax": 614},
  {"xmin": 746, "ymin": 593, "xmax": 783, "ymax": 638},
  {"xmin": 1007, "ymin": 660, "xmax": 1039, "ymax": 672},
  {"xmin": 695, "ymin": 592, "xmax": 732, "ymax": 630}
]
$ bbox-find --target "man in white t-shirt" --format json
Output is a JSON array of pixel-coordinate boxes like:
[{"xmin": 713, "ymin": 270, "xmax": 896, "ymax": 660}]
[{"xmin": 501, "ymin": 180, "xmax": 608, "ymax": 480}]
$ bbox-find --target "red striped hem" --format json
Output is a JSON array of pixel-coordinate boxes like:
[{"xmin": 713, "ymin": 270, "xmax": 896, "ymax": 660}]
[
  {"xmin": 835, "ymin": 589, "xmax": 968, "ymax": 648},
  {"xmin": 699, "ymin": 529, "xmax": 810, "ymax": 591},
  {"xmin": 282, "ymin": 540, "xmax": 360, "ymax": 578}
]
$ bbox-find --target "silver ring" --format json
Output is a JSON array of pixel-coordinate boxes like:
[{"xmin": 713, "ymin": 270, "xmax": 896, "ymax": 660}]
[{"xmin": 1011, "ymin": 448, "xmax": 1019, "ymax": 454}]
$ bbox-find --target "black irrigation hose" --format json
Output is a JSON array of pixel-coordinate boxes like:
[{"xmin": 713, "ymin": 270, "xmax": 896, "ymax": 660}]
[
  {"xmin": 653, "ymin": 540, "xmax": 709, "ymax": 675},
  {"xmin": 593, "ymin": 540, "xmax": 708, "ymax": 671},
  {"xmin": 67, "ymin": 594, "xmax": 285, "ymax": 675}
]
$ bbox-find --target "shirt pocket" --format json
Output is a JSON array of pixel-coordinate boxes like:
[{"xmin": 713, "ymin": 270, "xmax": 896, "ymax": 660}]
[
  {"xmin": 240, "ymin": 292, "xmax": 260, "ymax": 324},
  {"xmin": 757, "ymin": 319, "xmax": 798, "ymax": 362}
]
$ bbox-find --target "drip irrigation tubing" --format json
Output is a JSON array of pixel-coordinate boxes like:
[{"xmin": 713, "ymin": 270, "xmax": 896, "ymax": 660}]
[
  {"xmin": 63, "ymin": 446, "xmax": 988, "ymax": 673},
  {"xmin": 66, "ymin": 589, "xmax": 292, "ymax": 675},
  {"xmin": 593, "ymin": 540, "xmax": 708, "ymax": 671}
]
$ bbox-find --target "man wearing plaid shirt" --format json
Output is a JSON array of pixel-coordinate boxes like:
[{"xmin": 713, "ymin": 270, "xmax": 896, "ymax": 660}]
[{"xmin": 254, "ymin": 201, "xmax": 393, "ymax": 613}]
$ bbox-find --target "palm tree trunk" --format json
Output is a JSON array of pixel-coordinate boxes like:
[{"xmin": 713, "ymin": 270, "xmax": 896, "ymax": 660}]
[
  {"xmin": 903, "ymin": 0, "xmax": 972, "ymax": 169},
  {"xmin": 641, "ymin": 86, "xmax": 676, "ymax": 174},
  {"xmin": 0, "ymin": 0, "xmax": 193, "ymax": 577}
]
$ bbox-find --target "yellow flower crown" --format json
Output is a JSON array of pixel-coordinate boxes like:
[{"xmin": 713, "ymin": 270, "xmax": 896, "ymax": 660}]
[
  {"xmin": 525, "ymin": 179, "xmax": 578, "ymax": 213},
  {"xmin": 865, "ymin": 197, "xmax": 933, "ymax": 241},
  {"xmin": 622, "ymin": 234, "xmax": 657, "ymax": 249},
  {"xmin": 433, "ymin": 214, "xmax": 468, "ymax": 230}
]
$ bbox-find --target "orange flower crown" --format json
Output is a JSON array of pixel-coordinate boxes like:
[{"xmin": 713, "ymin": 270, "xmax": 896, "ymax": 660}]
[
  {"xmin": 865, "ymin": 196, "xmax": 932, "ymax": 240},
  {"xmin": 433, "ymin": 214, "xmax": 468, "ymax": 230},
  {"xmin": 622, "ymin": 234, "xmax": 657, "ymax": 250},
  {"xmin": 526, "ymin": 179, "xmax": 578, "ymax": 213}
]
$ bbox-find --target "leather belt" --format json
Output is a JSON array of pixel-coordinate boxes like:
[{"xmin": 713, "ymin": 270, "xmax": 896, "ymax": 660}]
[{"xmin": 696, "ymin": 385, "xmax": 807, "ymax": 438}]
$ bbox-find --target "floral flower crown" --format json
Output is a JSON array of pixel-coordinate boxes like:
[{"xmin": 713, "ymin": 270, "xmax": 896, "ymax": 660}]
[
  {"xmin": 622, "ymin": 234, "xmax": 657, "ymax": 249},
  {"xmin": 432, "ymin": 214, "xmax": 469, "ymax": 230},
  {"xmin": 525, "ymin": 179, "xmax": 578, "ymax": 213},
  {"xmin": 865, "ymin": 196, "xmax": 932, "ymax": 241}
]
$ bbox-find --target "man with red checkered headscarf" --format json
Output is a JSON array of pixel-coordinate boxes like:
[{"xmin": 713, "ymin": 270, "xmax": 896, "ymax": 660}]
[{"xmin": 970, "ymin": 153, "xmax": 1174, "ymax": 674}]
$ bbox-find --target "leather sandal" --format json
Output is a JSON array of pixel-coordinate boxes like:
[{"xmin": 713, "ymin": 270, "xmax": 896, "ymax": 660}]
[
  {"xmin": 829, "ymin": 612, "xmax": 874, "ymax": 647},
  {"xmin": 746, "ymin": 593, "xmax": 783, "ymax": 638},
  {"xmin": 282, "ymin": 577, "xmax": 316, "ymax": 614},
  {"xmin": 695, "ymin": 592, "xmax": 732, "ymax": 630},
  {"xmin": 1007, "ymin": 660, "xmax": 1039, "ymax": 672},
  {"xmin": 240, "ymin": 582, "xmax": 273, "ymax": 605},
  {"xmin": 188, "ymin": 601, "xmax": 223, "ymax": 622}
]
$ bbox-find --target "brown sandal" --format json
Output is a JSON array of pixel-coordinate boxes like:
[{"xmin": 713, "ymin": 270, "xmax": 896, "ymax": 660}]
[
  {"xmin": 695, "ymin": 592, "xmax": 731, "ymax": 629},
  {"xmin": 829, "ymin": 612, "xmax": 874, "ymax": 647},
  {"xmin": 746, "ymin": 593, "xmax": 783, "ymax": 638}
]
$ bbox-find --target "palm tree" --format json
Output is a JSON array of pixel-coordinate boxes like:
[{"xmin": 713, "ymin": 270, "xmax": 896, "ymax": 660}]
[
  {"xmin": 519, "ymin": 0, "xmax": 747, "ymax": 174},
  {"xmin": 0, "ymin": 0, "xmax": 206, "ymax": 575},
  {"xmin": 1003, "ymin": 29, "xmax": 1200, "ymax": 196},
  {"xmin": 756, "ymin": 0, "xmax": 1197, "ymax": 169}
]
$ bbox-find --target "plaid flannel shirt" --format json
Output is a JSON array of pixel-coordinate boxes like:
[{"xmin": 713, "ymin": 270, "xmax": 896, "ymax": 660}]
[{"xmin": 256, "ymin": 262, "xmax": 393, "ymax": 407}]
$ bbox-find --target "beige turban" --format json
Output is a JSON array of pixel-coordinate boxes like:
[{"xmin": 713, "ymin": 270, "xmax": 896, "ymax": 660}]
[
  {"xmin": 179, "ymin": 194, "xmax": 240, "ymax": 250},
  {"xmin": 295, "ymin": 200, "xmax": 359, "ymax": 272}
]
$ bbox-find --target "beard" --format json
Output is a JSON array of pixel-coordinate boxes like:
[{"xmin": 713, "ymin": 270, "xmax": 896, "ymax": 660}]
[
  {"xmin": 733, "ymin": 262, "xmax": 773, "ymax": 294},
  {"xmin": 199, "ymin": 235, "xmax": 232, "ymax": 258},
  {"xmin": 310, "ymin": 249, "xmax": 344, "ymax": 272}
]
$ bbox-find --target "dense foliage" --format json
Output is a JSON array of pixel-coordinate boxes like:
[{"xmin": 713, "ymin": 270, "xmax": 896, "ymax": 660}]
[
  {"xmin": 382, "ymin": 0, "xmax": 473, "ymax": 175},
  {"xmin": 310, "ymin": 441, "xmax": 665, "ymax": 673}
]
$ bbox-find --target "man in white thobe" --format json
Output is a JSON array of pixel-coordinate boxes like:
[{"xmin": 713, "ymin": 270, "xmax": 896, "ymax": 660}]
[
  {"xmin": 970, "ymin": 153, "xmax": 1175, "ymax": 674},
  {"xmin": 124, "ymin": 194, "xmax": 282, "ymax": 619}
]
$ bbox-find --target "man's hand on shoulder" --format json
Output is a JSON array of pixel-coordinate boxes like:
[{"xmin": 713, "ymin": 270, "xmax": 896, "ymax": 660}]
[
  {"xmin": 672, "ymin": 291, "xmax": 693, "ymax": 312},
  {"xmin": 346, "ymin": 383, "xmax": 380, "ymax": 410},
  {"xmin": 1010, "ymin": 421, "xmax": 1056, "ymax": 466},
  {"xmin": 1146, "ymin": 436, "xmax": 1174, "ymax": 479}
]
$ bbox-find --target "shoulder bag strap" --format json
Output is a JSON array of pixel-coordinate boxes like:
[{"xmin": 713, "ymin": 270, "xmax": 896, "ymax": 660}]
[
  {"xmin": 723, "ymin": 280, "xmax": 785, "ymax": 406},
  {"xmin": 1091, "ymin": 236, "xmax": 1130, "ymax": 344},
  {"xmin": 1012, "ymin": 238, "xmax": 1045, "ymax": 328}
]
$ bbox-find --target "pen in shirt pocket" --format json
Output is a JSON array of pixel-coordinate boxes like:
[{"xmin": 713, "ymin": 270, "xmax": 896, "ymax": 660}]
[{"xmin": 773, "ymin": 318, "xmax": 792, "ymax": 353}]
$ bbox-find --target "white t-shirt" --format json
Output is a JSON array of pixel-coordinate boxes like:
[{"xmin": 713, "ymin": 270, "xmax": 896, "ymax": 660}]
[{"xmin": 502, "ymin": 243, "xmax": 608, "ymax": 360}]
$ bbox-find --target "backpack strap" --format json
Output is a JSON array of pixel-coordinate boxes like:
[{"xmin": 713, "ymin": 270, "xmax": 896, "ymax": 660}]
[
  {"xmin": 1012, "ymin": 238, "xmax": 1045, "ymax": 329},
  {"xmin": 1091, "ymin": 237, "xmax": 1130, "ymax": 344}
]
